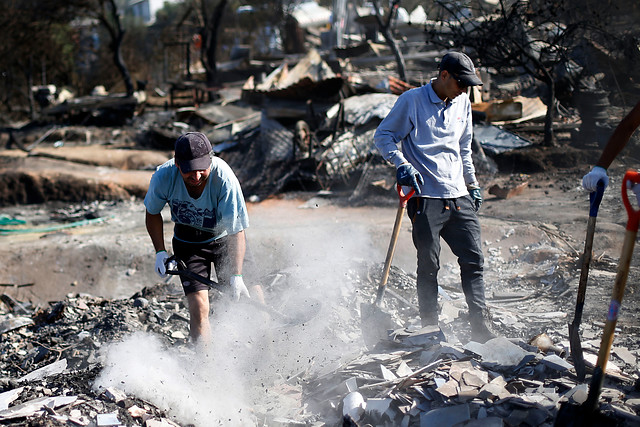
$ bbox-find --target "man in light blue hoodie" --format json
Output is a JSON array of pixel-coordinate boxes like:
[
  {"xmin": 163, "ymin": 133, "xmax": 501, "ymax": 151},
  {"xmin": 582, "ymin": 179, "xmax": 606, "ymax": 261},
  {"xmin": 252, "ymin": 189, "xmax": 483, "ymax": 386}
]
[{"xmin": 374, "ymin": 52, "xmax": 495, "ymax": 342}]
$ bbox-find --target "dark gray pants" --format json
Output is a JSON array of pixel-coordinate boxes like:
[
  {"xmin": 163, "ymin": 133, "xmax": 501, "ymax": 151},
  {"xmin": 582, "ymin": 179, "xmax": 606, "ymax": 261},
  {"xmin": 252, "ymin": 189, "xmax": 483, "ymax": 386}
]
[{"xmin": 407, "ymin": 195, "xmax": 487, "ymax": 323}]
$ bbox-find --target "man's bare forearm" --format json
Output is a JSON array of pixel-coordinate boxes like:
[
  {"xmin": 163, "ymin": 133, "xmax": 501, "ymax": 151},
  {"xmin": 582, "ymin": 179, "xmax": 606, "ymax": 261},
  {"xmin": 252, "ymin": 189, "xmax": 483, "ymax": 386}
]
[
  {"xmin": 145, "ymin": 211, "xmax": 166, "ymax": 253},
  {"xmin": 228, "ymin": 230, "xmax": 246, "ymax": 275},
  {"xmin": 596, "ymin": 101, "xmax": 640, "ymax": 169}
]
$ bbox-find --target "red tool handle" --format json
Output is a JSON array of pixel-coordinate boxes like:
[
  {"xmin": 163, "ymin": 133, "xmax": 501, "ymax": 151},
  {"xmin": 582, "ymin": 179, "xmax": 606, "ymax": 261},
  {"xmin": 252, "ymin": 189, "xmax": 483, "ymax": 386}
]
[
  {"xmin": 397, "ymin": 184, "xmax": 415, "ymax": 208},
  {"xmin": 622, "ymin": 170, "xmax": 640, "ymax": 232}
]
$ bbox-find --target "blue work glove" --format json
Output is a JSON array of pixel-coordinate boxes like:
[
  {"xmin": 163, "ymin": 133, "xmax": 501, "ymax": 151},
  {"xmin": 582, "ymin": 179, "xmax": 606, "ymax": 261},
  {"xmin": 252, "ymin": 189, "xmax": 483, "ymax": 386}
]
[
  {"xmin": 582, "ymin": 166, "xmax": 609, "ymax": 192},
  {"xmin": 396, "ymin": 163, "xmax": 424, "ymax": 193},
  {"xmin": 468, "ymin": 184, "xmax": 483, "ymax": 211}
]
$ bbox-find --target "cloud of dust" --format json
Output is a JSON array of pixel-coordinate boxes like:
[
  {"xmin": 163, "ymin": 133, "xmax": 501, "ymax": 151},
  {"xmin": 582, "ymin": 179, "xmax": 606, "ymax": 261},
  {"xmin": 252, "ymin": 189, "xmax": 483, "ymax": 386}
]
[
  {"xmin": 95, "ymin": 209, "xmax": 378, "ymax": 425},
  {"xmin": 94, "ymin": 332, "xmax": 252, "ymax": 425}
]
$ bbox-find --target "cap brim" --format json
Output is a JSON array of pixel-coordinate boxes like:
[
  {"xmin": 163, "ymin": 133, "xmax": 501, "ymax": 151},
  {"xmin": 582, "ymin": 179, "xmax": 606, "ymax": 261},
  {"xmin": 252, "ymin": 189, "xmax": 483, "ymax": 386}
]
[
  {"xmin": 177, "ymin": 156, "xmax": 211, "ymax": 173},
  {"xmin": 459, "ymin": 74, "xmax": 483, "ymax": 86}
]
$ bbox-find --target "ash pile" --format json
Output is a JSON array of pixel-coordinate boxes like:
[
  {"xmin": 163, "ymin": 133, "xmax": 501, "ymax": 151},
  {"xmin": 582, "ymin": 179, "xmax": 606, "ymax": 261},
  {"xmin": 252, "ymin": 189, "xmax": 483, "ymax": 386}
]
[{"xmin": 2, "ymin": 246, "xmax": 640, "ymax": 427}]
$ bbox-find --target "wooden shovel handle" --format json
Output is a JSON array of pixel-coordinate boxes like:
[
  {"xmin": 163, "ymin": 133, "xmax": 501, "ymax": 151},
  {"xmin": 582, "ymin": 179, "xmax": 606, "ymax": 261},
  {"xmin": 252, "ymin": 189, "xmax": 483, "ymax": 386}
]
[
  {"xmin": 374, "ymin": 185, "xmax": 415, "ymax": 306},
  {"xmin": 573, "ymin": 181, "xmax": 605, "ymax": 328},
  {"xmin": 597, "ymin": 170, "xmax": 640, "ymax": 363},
  {"xmin": 586, "ymin": 170, "xmax": 640, "ymax": 411}
]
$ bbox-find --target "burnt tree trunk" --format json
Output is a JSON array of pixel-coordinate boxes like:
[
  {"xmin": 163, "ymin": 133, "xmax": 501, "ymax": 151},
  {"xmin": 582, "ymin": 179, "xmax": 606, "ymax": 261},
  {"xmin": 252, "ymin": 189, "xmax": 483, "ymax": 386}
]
[
  {"xmin": 544, "ymin": 78, "xmax": 556, "ymax": 146},
  {"xmin": 110, "ymin": 33, "xmax": 134, "ymax": 97},
  {"xmin": 27, "ymin": 55, "xmax": 36, "ymax": 120},
  {"xmin": 372, "ymin": 0, "xmax": 407, "ymax": 82},
  {"xmin": 201, "ymin": 0, "xmax": 227, "ymax": 100},
  {"xmin": 100, "ymin": 0, "xmax": 134, "ymax": 96}
]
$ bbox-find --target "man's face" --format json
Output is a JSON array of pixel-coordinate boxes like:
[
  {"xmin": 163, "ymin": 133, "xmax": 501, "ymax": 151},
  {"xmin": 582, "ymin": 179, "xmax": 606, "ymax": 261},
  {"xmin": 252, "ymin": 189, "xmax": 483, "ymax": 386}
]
[
  {"xmin": 444, "ymin": 70, "xmax": 469, "ymax": 99},
  {"xmin": 177, "ymin": 165, "xmax": 211, "ymax": 189}
]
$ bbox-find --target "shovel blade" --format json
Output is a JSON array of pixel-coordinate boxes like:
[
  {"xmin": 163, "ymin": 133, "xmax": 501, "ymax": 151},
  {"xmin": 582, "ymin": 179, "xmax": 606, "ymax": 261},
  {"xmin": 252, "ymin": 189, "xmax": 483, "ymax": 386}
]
[
  {"xmin": 568, "ymin": 321, "xmax": 586, "ymax": 381},
  {"xmin": 554, "ymin": 367, "xmax": 619, "ymax": 427},
  {"xmin": 554, "ymin": 401, "xmax": 619, "ymax": 427},
  {"xmin": 360, "ymin": 302, "xmax": 394, "ymax": 348},
  {"xmin": 553, "ymin": 402, "xmax": 620, "ymax": 427}
]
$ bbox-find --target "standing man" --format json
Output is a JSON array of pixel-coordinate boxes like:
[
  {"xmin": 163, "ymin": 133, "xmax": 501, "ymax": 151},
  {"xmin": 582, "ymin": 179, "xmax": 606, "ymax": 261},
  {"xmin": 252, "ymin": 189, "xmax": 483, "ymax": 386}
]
[
  {"xmin": 144, "ymin": 131, "xmax": 257, "ymax": 343},
  {"xmin": 374, "ymin": 51, "xmax": 496, "ymax": 342}
]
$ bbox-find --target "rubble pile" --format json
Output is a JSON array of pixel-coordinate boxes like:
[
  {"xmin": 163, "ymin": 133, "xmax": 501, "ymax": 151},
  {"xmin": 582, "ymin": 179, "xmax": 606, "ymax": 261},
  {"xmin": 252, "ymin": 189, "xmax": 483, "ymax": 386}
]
[
  {"xmin": 1, "ymin": 245, "xmax": 639, "ymax": 426},
  {"xmin": 312, "ymin": 259, "xmax": 640, "ymax": 426},
  {"xmin": 0, "ymin": 284, "xmax": 189, "ymax": 426}
]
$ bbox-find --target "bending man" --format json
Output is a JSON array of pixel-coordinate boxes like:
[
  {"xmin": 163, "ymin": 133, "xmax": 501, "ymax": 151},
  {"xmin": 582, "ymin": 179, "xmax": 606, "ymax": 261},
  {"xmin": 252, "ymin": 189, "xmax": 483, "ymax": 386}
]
[{"xmin": 144, "ymin": 131, "xmax": 259, "ymax": 343}]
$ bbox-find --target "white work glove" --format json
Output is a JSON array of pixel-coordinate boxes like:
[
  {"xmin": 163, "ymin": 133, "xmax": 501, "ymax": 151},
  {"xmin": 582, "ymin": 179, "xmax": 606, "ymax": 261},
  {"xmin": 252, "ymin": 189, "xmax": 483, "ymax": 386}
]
[
  {"xmin": 154, "ymin": 250, "xmax": 170, "ymax": 278},
  {"xmin": 582, "ymin": 166, "xmax": 609, "ymax": 192},
  {"xmin": 230, "ymin": 275, "xmax": 250, "ymax": 302}
]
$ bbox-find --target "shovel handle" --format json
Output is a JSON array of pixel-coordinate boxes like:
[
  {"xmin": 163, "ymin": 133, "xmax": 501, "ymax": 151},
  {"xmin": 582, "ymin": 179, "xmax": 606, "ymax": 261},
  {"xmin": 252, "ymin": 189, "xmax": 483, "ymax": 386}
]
[
  {"xmin": 374, "ymin": 186, "xmax": 415, "ymax": 306},
  {"xmin": 585, "ymin": 171, "xmax": 640, "ymax": 411},
  {"xmin": 574, "ymin": 180, "xmax": 606, "ymax": 313},
  {"xmin": 622, "ymin": 170, "xmax": 640, "ymax": 232},
  {"xmin": 589, "ymin": 180, "xmax": 605, "ymax": 218},
  {"xmin": 165, "ymin": 255, "xmax": 296, "ymax": 323},
  {"xmin": 570, "ymin": 181, "xmax": 605, "ymax": 379},
  {"xmin": 397, "ymin": 184, "xmax": 415, "ymax": 207},
  {"xmin": 165, "ymin": 255, "xmax": 226, "ymax": 293}
]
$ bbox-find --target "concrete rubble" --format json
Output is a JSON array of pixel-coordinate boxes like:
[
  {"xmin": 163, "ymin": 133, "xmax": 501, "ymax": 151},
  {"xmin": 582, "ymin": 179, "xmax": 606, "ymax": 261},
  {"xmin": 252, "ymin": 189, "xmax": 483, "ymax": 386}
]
[{"xmin": 0, "ymin": 250, "xmax": 639, "ymax": 426}]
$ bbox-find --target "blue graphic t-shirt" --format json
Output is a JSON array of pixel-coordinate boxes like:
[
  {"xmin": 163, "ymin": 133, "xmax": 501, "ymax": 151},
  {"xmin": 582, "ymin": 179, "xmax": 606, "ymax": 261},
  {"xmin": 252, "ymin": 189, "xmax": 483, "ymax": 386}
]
[{"xmin": 144, "ymin": 157, "xmax": 249, "ymax": 243}]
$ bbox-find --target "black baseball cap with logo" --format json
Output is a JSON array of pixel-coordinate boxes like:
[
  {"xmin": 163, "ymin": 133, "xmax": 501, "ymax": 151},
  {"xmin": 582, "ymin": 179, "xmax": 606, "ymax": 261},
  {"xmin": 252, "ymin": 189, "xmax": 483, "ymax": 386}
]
[
  {"xmin": 174, "ymin": 132, "xmax": 212, "ymax": 172},
  {"xmin": 439, "ymin": 52, "xmax": 483, "ymax": 87}
]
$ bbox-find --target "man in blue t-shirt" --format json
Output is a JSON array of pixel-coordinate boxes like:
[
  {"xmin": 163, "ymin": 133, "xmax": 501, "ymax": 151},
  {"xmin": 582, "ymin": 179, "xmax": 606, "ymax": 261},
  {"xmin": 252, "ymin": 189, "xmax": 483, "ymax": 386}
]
[
  {"xmin": 144, "ymin": 131, "xmax": 259, "ymax": 343},
  {"xmin": 374, "ymin": 52, "xmax": 496, "ymax": 343}
]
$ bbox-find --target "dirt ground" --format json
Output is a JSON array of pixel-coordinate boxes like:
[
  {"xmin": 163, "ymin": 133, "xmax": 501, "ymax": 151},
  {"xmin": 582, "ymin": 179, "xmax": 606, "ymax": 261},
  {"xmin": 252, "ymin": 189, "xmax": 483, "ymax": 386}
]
[
  {"xmin": 1, "ymin": 132, "xmax": 640, "ymax": 324},
  {"xmin": 2, "ymin": 138, "xmax": 640, "ymax": 326}
]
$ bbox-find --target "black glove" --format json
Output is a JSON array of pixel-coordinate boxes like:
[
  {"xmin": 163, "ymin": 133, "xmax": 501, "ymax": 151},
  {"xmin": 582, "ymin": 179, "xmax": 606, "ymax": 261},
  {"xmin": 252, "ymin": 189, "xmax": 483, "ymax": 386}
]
[
  {"xmin": 396, "ymin": 163, "xmax": 424, "ymax": 193},
  {"xmin": 468, "ymin": 184, "xmax": 483, "ymax": 211}
]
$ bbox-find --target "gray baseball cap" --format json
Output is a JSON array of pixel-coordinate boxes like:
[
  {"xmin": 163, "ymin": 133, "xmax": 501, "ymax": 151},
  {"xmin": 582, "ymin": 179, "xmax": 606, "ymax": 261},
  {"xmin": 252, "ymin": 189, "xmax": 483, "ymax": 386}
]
[
  {"xmin": 174, "ymin": 132, "xmax": 212, "ymax": 172},
  {"xmin": 439, "ymin": 52, "xmax": 483, "ymax": 87}
]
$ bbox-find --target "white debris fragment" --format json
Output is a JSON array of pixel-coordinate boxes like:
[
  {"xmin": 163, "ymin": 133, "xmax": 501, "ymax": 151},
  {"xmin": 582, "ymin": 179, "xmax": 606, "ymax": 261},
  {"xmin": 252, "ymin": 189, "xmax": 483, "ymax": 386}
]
[
  {"xmin": 96, "ymin": 412, "xmax": 120, "ymax": 426},
  {"xmin": 342, "ymin": 391, "xmax": 366, "ymax": 421}
]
